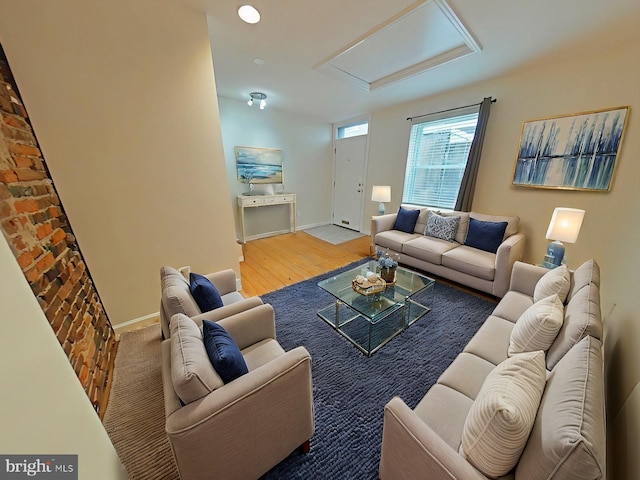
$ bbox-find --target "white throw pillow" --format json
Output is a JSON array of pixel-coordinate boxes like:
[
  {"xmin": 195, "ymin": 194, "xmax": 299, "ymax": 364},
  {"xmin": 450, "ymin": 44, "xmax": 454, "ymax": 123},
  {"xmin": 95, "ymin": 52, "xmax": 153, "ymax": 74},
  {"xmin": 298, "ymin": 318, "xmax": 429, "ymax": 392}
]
[
  {"xmin": 460, "ymin": 350, "xmax": 546, "ymax": 478},
  {"xmin": 509, "ymin": 294, "xmax": 564, "ymax": 356},
  {"xmin": 534, "ymin": 264, "xmax": 570, "ymax": 303}
]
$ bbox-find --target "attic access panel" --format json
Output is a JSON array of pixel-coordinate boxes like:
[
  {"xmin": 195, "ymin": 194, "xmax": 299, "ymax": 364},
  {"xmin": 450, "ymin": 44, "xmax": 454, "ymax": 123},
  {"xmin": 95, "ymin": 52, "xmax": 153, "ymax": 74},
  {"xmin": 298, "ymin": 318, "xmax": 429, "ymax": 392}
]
[{"xmin": 315, "ymin": 0, "xmax": 480, "ymax": 91}]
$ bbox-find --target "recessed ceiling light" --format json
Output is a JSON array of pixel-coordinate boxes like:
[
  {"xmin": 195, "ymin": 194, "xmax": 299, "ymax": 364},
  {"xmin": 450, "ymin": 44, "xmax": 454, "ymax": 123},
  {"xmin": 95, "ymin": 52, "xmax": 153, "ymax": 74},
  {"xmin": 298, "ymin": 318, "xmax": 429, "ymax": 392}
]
[
  {"xmin": 254, "ymin": 58, "xmax": 266, "ymax": 66},
  {"xmin": 238, "ymin": 5, "xmax": 260, "ymax": 24}
]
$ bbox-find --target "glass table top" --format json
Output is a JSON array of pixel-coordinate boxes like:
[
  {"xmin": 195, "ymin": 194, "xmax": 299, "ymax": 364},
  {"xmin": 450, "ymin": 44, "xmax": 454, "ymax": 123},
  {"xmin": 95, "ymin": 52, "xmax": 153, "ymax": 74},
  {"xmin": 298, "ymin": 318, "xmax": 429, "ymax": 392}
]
[{"xmin": 317, "ymin": 260, "xmax": 434, "ymax": 323}]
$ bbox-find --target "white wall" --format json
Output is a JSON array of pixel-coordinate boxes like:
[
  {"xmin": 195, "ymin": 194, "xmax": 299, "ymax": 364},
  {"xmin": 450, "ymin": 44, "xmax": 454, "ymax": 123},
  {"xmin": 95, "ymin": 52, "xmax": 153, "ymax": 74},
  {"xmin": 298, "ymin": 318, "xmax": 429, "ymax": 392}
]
[
  {"xmin": 365, "ymin": 39, "xmax": 640, "ymax": 480},
  {"xmin": 0, "ymin": 235, "xmax": 127, "ymax": 478},
  {"xmin": 0, "ymin": 0, "xmax": 240, "ymax": 326},
  {"xmin": 218, "ymin": 96, "xmax": 333, "ymax": 239}
]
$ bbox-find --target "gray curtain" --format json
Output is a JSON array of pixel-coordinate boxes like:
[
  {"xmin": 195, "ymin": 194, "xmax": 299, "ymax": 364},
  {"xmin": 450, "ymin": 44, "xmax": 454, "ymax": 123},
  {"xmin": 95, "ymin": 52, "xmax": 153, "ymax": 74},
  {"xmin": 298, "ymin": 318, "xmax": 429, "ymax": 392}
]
[{"xmin": 454, "ymin": 96, "xmax": 493, "ymax": 212}]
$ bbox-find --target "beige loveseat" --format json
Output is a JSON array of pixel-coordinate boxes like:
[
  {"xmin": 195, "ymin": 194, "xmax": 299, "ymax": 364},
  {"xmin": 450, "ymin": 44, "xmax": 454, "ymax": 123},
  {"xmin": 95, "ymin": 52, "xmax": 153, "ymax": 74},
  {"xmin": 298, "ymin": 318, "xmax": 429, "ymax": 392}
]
[
  {"xmin": 160, "ymin": 266, "xmax": 263, "ymax": 339},
  {"xmin": 162, "ymin": 303, "xmax": 314, "ymax": 480},
  {"xmin": 379, "ymin": 260, "xmax": 605, "ymax": 479},
  {"xmin": 372, "ymin": 209, "xmax": 526, "ymax": 298}
]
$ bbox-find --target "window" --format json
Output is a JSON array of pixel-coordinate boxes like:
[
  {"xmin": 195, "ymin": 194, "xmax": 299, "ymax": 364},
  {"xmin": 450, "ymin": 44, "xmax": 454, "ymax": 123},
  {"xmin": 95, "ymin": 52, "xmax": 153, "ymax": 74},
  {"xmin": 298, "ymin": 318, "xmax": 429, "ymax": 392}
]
[
  {"xmin": 337, "ymin": 121, "xmax": 369, "ymax": 139},
  {"xmin": 402, "ymin": 110, "xmax": 479, "ymax": 209}
]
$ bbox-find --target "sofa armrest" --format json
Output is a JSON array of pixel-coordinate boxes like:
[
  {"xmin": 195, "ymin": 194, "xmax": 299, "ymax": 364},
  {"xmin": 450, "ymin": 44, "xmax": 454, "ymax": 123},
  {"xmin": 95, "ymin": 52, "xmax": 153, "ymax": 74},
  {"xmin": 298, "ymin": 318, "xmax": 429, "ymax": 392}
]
[
  {"xmin": 189, "ymin": 296, "xmax": 263, "ymax": 330},
  {"xmin": 509, "ymin": 261, "xmax": 548, "ymax": 297},
  {"xmin": 492, "ymin": 233, "xmax": 526, "ymax": 298},
  {"xmin": 165, "ymin": 347, "xmax": 314, "ymax": 479},
  {"xmin": 380, "ymin": 397, "xmax": 486, "ymax": 480},
  {"xmin": 218, "ymin": 303, "xmax": 276, "ymax": 350},
  {"xmin": 371, "ymin": 213, "xmax": 398, "ymax": 237},
  {"xmin": 205, "ymin": 268, "xmax": 237, "ymax": 296}
]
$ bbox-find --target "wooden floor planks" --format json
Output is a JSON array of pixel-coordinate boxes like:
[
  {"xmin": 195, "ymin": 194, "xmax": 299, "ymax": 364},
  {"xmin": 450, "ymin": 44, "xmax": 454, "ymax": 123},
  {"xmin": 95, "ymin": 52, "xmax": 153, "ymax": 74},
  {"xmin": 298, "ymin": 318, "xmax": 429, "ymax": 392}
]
[{"xmin": 239, "ymin": 231, "xmax": 371, "ymax": 297}]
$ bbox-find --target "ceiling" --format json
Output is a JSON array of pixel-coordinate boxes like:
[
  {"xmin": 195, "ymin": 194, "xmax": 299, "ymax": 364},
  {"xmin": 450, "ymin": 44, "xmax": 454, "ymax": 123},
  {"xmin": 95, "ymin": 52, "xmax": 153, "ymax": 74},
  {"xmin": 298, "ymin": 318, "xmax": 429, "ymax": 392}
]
[{"xmin": 181, "ymin": 0, "xmax": 640, "ymax": 124}]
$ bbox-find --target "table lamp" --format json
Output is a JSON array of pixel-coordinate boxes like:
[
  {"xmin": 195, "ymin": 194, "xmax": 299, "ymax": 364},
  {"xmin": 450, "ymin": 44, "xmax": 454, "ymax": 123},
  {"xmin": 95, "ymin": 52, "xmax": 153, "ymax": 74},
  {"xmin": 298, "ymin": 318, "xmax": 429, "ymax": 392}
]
[
  {"xmin": 543, "ymin": 207, "xmax": 585, "ymax": 268},
  {"xmin": 371, "ymin": 186, "xmax": 391, "ymax": 215}
]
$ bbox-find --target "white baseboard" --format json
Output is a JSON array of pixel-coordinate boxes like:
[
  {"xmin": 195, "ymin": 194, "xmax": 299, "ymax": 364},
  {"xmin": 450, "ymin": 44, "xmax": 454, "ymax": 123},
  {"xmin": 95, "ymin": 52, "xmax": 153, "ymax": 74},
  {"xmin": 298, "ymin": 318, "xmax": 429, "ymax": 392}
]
[{"xmin": 113, "ymin": 312, "xmax": 159, "ymax": 332}]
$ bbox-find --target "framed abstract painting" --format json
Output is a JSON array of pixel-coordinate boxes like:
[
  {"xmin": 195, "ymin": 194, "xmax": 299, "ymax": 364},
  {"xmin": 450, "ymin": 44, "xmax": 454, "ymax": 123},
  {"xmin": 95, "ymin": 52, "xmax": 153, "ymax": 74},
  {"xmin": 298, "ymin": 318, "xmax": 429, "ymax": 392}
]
[{"xmin": 512, "ymin": 106, "xmax": 629, "ymax": 191}]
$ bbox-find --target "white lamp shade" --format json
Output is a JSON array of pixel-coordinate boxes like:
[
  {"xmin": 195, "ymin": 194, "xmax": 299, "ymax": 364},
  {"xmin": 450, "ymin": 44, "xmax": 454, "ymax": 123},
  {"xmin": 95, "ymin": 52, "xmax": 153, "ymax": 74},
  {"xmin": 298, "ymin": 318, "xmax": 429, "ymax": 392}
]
[
  {"xmin": 545, "ymin": 207, "xmax": 585, "ymax": 243},
  {"xmin": 371, "ymin": 185, "xmax": 391, "ymax": 203}
]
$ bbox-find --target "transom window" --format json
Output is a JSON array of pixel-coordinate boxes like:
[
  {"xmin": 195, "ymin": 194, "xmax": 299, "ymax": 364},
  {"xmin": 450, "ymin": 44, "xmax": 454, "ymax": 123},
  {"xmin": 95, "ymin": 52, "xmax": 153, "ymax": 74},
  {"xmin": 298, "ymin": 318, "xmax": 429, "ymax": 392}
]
[
  {"xmin": 337, "ymin": 121, "xmax": 369, "ymax": 139},
  {"xmin": 402, "ymin": 110, "xmax": 479, "ymax": 210}
]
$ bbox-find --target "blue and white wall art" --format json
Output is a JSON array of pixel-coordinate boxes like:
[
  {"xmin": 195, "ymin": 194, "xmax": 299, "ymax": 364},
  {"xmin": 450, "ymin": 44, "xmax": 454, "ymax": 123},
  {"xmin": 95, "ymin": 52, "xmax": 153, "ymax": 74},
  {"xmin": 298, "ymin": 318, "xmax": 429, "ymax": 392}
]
[
  {"xmin": 512, "ymin": 106, "xmax": 629, "ymax": 191},
  {"xmin": 235, "ymin": 146, "xmax": 284, "ymax": 184}
]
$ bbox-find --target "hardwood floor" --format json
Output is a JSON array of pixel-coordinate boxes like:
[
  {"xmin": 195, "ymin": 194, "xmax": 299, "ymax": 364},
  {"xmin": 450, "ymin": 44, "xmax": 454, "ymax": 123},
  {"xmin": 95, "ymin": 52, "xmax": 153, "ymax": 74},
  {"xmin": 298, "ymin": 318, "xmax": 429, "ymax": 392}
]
[{"xmin": 239, "ymin": 231, "xmax": 372, "ymax": 297}]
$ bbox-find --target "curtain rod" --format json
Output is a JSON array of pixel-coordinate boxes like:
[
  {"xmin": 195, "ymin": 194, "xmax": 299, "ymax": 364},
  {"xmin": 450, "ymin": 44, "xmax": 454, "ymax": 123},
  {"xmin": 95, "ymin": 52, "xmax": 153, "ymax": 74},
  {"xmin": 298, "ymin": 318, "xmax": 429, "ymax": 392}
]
[{"xmin": 406, "ymin": 98, "xmax": 497, "ymax": 122}]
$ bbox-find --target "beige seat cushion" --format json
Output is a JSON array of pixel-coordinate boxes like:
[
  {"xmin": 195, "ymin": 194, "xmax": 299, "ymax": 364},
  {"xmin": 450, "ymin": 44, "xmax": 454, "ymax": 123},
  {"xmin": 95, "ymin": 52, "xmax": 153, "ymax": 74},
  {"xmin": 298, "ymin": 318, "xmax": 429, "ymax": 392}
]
[
  {"xmin": 516, "ymin": 336, "xmax": 605, "ymax": 479},
  {"xmin": 534, "ymin": 264, "xmax": 570, "ymax": 303},
  {"xmin": 441, "ymin": 245, "xmax": 496, "ymax": 281},
  {"xmin": 402, "ymin": 235, "xmax": 458, "ymax": 265},
  {"xmin": 170, "ymin": 313, "xmax": 223, "ymax": 404},
  {"xmin": 436, "ymin": 352, "xmax": 496, "ymax": 400},
  {"xmin": 241, "ymin": 338, "xmax": 285, "ymax": 371},
  {"xmin": 492, "ymin": 291, "xmax": 534, "ymax": 324},
  {"xmin": 460, "ymin": 350, "xmax": 546, "ymax": 478},
  {"xmin": 375, "ymin": 230, "xmax": 419, "ymax": 253},
  {"xmin": 463, "ymin": 316, "xmax": 514, "ymax": 365},
  {"xmin": 508, "ymin": 294, "xmax": 564, "ymax": 356}
]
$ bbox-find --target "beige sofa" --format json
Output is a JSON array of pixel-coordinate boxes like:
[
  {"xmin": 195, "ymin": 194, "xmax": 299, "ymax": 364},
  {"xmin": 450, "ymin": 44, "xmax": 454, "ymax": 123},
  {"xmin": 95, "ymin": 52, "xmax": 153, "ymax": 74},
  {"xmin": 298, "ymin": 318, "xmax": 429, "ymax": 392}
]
[
  {"xmin": 162, "ymin": 303, "xmax": 314, "ymax": 480},
  {"xmin": 372, "ymin": 209, "xmax": 526, "ymax": 298},
  {"xmin": 379, "ymin": 259, "xmax": 605, "ymax": 479},
  {"xmin": 160, "ymin": 266, "xmax": 263, "ymax": 339}
]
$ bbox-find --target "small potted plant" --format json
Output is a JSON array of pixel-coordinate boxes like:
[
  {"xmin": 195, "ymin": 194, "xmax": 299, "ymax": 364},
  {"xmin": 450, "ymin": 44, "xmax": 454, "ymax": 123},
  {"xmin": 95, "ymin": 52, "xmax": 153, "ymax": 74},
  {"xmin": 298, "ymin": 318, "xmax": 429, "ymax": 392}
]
[{"xmin": 376, "ymin": 249, "xmax": 399, "ymax": 283}]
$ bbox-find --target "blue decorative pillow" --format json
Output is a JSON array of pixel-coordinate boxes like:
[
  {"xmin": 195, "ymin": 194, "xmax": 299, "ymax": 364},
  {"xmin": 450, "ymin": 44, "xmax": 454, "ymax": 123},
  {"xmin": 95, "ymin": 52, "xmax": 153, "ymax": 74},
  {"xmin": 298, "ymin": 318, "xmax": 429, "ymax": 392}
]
[
  {"xmin": 202, "ymin": 320, "xmax": 248, "ymax": 384},
  {"xmin": 464, "ymin": 218, "xmax": 508, "ymax": 254},
  {"xmin": 189, "ymin": 272, "xmax": 224, "ymax": 312},
  {"xmin": 425, "ymin": 211, "xmax": 460, "ymax": 242},
  {"xmin": 393, "ymin": 207, "xmax": 420, "ymax": 233}
]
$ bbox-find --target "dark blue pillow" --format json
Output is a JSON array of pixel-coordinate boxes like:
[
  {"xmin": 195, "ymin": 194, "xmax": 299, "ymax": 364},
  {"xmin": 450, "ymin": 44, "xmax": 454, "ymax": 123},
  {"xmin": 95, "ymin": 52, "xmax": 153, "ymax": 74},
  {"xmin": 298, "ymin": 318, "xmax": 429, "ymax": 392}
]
[
  {"xmin": 464, "ymin": 218, "xmax": 508, "ymax": 254},
  {"xmin": 202, "ymin": 320, "xmax": 248, "ymax": 384},
  {"xmin": 189, "ymin": 272, "xmax": 224, "ymax": 312},
  {"xmin": 392, "ymin": 207, "xmax": 420, "ymax": 233}
]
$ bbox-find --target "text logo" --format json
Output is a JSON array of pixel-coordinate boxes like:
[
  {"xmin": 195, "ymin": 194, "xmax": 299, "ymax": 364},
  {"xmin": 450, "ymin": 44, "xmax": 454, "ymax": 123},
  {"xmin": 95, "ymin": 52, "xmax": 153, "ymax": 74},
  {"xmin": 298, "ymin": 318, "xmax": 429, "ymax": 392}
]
[{"xmin": 0, "ymin": 456, "xmax": 77, "ymax": 480}]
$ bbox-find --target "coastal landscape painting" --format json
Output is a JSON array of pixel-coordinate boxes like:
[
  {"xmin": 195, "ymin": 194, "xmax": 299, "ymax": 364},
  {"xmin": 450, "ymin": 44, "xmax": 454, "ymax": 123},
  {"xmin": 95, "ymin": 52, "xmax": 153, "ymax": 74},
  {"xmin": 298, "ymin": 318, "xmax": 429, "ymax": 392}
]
[
  {"xmin": 512, "ymin": 106, "xmax": 629, "ymax": 191},
  {"xmin": 235, "ymin": 146, "xmax": 283, "ymax": 184}
]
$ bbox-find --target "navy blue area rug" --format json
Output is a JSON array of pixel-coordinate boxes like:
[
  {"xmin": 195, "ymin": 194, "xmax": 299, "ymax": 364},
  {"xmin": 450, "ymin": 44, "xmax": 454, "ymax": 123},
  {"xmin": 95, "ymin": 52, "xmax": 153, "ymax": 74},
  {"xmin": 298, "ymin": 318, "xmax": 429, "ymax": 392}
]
[{"xmin": 260, "ymin": 260, "xmax": 497, "ymax": 480}]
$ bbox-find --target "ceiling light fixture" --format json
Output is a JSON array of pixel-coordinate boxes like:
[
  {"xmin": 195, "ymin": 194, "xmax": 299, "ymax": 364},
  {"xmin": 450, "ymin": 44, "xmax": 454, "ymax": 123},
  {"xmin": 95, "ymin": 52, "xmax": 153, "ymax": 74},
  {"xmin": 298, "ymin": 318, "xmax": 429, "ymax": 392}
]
[
  {"xmin": 238, "ymin": 5, "xmax": 260, "ymax": 24},
  {"xmin": 247, "ymin": 92, "xmax": 267, "ymax": 109}
]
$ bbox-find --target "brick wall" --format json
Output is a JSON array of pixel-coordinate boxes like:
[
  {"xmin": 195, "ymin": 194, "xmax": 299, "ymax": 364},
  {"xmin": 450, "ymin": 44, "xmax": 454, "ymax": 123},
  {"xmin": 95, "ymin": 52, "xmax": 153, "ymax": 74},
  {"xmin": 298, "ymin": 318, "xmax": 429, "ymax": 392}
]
[{"xmin": 0, "ymin": 50, "xmax": 117, "ymax": 417}]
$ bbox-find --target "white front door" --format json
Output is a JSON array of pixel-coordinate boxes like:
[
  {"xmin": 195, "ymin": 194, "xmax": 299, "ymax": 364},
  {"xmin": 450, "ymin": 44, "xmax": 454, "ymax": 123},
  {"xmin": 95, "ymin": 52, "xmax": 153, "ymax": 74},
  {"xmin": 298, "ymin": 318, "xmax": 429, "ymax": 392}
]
[{"xmin": 333, "ymin": 135, "xmax": 367, "ymax": 231}]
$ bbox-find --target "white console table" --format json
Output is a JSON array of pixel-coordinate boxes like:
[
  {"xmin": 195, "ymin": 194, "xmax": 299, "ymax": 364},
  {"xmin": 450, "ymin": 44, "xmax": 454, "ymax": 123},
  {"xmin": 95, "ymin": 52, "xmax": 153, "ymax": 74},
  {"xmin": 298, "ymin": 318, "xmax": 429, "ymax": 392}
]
[{"xmin": 237, "ymin": 193, "xmax": 296, "ymax": 243}]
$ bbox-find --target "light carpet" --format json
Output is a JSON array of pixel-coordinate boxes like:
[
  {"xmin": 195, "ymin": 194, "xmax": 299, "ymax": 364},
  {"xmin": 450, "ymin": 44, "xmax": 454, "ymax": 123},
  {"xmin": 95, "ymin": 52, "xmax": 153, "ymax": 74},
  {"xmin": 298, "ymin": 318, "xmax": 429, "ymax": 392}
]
[
  {"xmin": 103, "ymin": 260, "xmax": 497, "ymax": 479},
  {"xmin": 304, "ymin": 224, "xmax": 365, "ymax": 244}
]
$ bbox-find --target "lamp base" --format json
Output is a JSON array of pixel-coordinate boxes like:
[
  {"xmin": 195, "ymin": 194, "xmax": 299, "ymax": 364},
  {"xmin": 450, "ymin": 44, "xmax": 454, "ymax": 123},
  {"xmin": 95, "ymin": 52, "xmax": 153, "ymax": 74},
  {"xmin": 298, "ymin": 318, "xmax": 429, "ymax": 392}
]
[
  {"xmin": 543, "ymin": 240, "xmax": 565, "ymax": 269},
  {"xmin": 378, "ymin": 202, "xmax": 385, "ymax": 215}
]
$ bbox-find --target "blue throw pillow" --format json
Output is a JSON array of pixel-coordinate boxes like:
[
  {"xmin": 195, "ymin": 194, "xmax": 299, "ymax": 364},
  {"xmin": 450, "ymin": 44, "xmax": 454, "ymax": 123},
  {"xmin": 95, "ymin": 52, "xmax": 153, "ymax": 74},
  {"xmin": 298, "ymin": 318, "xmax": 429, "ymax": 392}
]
[
  {"xmin": 189, "ymin": 272, "xmax": 224, "ymax": 312},
  {"xmin": 202, "ymin": 320, "xmax": 248, "ymax": 384},
  {"xmin": 393, "ymin": 207, "xmax": 420, "ymax": 233},
  {"xmin": 464, "ymin": 218, "xmax": 508, "ymax": 254}
]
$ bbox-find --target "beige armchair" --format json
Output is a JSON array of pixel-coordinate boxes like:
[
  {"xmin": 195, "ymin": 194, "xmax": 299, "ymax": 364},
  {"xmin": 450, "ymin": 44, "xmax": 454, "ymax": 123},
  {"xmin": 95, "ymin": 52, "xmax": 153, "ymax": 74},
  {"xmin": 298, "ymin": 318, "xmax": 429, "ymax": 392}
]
[
  {"xmin": 161, "ymin": 303, "xmax": 314, "ymax": 480},
  {"xmin": 160, "ymin": 265, "xmax": 263, "ymax": 339}
]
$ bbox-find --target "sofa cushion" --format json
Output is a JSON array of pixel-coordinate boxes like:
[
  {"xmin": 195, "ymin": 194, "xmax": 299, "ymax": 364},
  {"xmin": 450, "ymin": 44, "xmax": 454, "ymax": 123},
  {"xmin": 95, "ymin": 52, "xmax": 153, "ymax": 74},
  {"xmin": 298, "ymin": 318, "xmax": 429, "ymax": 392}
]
[
  {"xmin": 460, "ymin": 350, "xmax": 546, "ymax": 478},
  {"xmin": 425, "ymin": 210, "xmax": 460, "ymax": 242},
  {"xmin": 241, "ymin": 338, "xmax": 286, "ymax": 371},
  {"xmin": 441, "ymin": 211, "xmax": 470, "ymax": 244},
  {"xmin": 568, "ymin": 259, "xmax": 600, "ymax": 301},
  {"xmin": 442, "ymin": 245, "xmax": 496, "ymax": 281},
  {"xmin": 170, "ymin": 314, "xmax": 223, "ymax": 404},
  {"xmin": 491, "ymin": 291, "xmax": 534, "ymax": 324},
  {"xmin": 414, "ymin": 384, "xmax": 474, "ymax": 450},
  {"xmin": 393, "ymin": 207, "xmax": 420, "ymax": 233},
  {"xmin": 463, "ymin": 315, "xmax": 514, "ymax": 366},
  {"xmin": 437, "ymin": 352, "xmax": 496, "ymax": 401},
  {"xmin": 190, "ymin": 272, "xmax": 224, "ymax": 312},
  {"xmin": 161, "ymin": 265, "xmax": 189, "ymax": 288},
  {"xmin": 470, "ymin": 212, "xmax": 519, "ymax": 239},
  {"xmin": 516, "ymin": 336, "xmax": 605, "ymax": 479},
  {"xmin": 534, "ymin": 264, "xmax": 570, "ymax": 303},
  {"xmin": 202, "ymin": 320, "xmax": 248, "ymax": 384},
  {"xmin": 546, "ymin": 283, "xmax": 602, "ymax": 370},
  {"xmin": 413, "ymin": 208, "xmax": 430, "ymax": 234},
  {"xmin": 508, "ymin": 294, "xmax": 564, "ymax": 356},
  {"xmin": 402, "ymin": 235, "xmax": 458, "ymax": 265},
  {"xmin": 375, "ymin": 230, "xmax": 419, "ymax": 253},
  {"xmin": 464, "ymin": 217, "xmax": 508, "ymax": 254}
]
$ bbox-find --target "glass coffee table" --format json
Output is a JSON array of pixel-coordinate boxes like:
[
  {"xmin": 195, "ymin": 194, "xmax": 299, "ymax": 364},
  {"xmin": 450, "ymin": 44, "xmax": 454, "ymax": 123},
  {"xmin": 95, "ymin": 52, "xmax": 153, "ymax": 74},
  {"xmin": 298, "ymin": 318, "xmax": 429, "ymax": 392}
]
[{"xmin": 317, "ymin": 260, "xmax": 435, "ymax": 356}]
